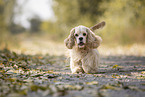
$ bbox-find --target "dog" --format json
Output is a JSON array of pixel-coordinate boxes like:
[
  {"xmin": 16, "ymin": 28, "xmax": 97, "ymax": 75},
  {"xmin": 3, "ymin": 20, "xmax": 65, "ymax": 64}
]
[{"xmin": 64, "ymin": 21, "xmax": 105, "ymax": 74}]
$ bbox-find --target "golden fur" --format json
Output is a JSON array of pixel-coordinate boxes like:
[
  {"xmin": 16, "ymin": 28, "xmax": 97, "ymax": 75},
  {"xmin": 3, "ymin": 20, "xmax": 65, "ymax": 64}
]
[{"xmin": 64, "ymin": 21, "xmax": 105, "ymax": 73}]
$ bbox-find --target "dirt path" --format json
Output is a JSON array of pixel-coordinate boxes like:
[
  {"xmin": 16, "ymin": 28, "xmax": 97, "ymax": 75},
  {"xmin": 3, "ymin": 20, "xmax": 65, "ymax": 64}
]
[
  {"xmin": 47, "ymin": 55, "xmax": 145, "ymax": 97},
  {"xmin": 0, "ymin": 49, "xmax": 145, "ymax": 97}
]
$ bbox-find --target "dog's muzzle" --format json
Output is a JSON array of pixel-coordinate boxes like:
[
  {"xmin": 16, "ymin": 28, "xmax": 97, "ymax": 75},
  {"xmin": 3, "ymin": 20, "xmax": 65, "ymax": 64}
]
[
  {"xmin": 79, "ymin": 42, "xmax": 84, "ymax": 46},
  {"xmin": 78, "ymin": 41, "xmax": 85, "ymax": 48},
  {"xmin": 78, "ymin": 37, "xmax": 85, "ymax": 48}
]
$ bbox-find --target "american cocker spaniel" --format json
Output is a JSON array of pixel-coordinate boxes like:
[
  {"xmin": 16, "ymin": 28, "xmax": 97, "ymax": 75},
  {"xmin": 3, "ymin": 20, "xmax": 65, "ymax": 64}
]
[{"xmin": 64, "ymin": 21, "xmax": 105, "ymax": 74}]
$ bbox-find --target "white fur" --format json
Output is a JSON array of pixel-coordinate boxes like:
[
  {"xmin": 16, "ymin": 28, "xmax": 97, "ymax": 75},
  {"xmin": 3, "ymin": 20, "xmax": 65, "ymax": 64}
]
[{"xmin": 64, "ymin": 23, "xmax": 105, "ymax": 74}]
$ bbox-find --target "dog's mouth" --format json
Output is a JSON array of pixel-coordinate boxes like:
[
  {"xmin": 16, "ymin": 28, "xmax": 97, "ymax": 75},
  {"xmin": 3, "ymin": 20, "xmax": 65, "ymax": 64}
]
[{"xmin": 78, "ymin": 42, "xmax": 85, "ymax": 48}]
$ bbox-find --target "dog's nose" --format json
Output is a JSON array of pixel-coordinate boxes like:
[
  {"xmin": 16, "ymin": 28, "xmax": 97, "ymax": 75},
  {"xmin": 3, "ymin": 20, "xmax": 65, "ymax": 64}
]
[{"xmin": 79, "ymin": 37, "xmax": 83, "ymax": 41}]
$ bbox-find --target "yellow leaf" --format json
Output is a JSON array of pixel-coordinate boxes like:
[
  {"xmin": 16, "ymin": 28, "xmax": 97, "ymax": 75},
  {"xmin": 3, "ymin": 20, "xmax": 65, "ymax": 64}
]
[
  {"xmin": 86, "ymin": 81, "xmax": 98, "ymax": 85},
  {"xmin": 112, "ymin": 64, "xmax": 119, "ymax": 69},
  {"xmin": 6, "ymin": 78, "xmax": 16, "ymax": 82},
  {"xmin": 101, "ymin": 84, "xmax": 121, "ymax": 90},
  {"xmin": 112, "ymin": 75, "xmax": 116, "ymax": 78},
  {"xmin": 141, "ymin": 71, "xmax": 145, "ymax": 74},
  {"xmin": 112, "ymin": 64, "xmax": 123, "ymax": 69},
  {"xmin": 47, "ymin": 70, "xmax": 54, "ymax": 73},
  {"xmin": 9, "ymin": 59, "xmax": 12, "ymax": 61}
]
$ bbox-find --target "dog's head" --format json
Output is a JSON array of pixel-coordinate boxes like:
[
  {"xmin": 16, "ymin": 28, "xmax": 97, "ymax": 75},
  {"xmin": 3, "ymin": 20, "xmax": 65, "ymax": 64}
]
[
  {"xmin": 64, "ymin": 21, "xmax": 105, "ymax": 49},
  {"xmin": 73, "ymin": 25, "xmax": 88, "ymax": 48}
]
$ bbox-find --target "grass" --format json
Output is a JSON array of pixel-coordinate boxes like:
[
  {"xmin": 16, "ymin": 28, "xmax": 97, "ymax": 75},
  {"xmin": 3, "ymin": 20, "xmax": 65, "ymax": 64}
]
[
  {"xmin": 11, "ymin": 39, "xmax": 145, "ymax": 57},
  {"xmin": 1, "ymin": 33, "xmax": 145, "ymax": 56},
  {"xmin": 99, "ymin": 44, "xmax": 145, "ymax": 56}
]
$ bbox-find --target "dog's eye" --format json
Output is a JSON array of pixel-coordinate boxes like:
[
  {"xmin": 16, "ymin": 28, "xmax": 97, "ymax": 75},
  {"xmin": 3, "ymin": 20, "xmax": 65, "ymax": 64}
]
[
  {"xmin": 75, "ymin": 34, "xmax": 78, "ymax": 37},
  {"xmin": 83, "ymin": 33, "xmax": 86, "ymax": 36}
]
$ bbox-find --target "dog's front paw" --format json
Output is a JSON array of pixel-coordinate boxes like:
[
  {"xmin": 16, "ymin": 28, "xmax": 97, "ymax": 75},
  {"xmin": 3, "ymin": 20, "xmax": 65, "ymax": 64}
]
[{"xmin": 71, "ymin": 67, "xmax": 84, "ymax": 74}]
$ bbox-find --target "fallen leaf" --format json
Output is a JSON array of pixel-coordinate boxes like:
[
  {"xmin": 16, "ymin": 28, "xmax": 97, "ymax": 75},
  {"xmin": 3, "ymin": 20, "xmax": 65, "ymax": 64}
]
[
  {"xmin": 100, "ymin": 84, "xmax": 121, "ymax": 90},
  {"xmin": 86, "ymin": 81, "xmax": 98, "ymax": 85},
  {"xmin": 112, "ymin": 64, "xmax": 119, "ymax": 69}
]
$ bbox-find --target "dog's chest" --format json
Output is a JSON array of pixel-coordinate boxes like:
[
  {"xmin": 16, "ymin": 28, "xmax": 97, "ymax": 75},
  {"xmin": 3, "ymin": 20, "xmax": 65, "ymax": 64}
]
[
  {"xmin": 72, "ymin": 49, "xmax": 89, "ymax": 60},
  {"xmin": 80, "ymin": 50, "xmax": 88, "ymax": 56}
]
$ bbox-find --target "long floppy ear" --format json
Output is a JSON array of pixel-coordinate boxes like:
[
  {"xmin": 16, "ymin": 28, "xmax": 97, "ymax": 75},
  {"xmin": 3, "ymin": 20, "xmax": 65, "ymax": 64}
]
[
  {"xmin": 64, "ymin": 28, "xmax": 75, "ymax": 49},
  {"xmin": 86, "ymin": 28, "xmax": 102, "ymax": 49},
  {"xmin": 90, "ymin": 21, "xmax": 105, "ymax": 31}
]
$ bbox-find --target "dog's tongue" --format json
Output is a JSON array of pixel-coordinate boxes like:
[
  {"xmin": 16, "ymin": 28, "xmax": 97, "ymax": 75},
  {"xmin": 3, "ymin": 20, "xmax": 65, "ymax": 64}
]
[{"xmin": 79, "ymin": 42, "xmax": 84, "ymax": 46}]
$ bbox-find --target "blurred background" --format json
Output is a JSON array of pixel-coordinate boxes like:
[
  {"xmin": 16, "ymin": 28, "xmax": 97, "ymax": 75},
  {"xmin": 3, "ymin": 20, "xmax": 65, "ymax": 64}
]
[{"xmin": 0, "ymin": 0, "xmax": 145, "ymax": 56}]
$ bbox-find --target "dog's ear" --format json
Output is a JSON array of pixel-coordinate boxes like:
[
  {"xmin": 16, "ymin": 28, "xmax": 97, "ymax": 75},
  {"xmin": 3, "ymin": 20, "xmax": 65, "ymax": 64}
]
[
  {"xmin": 86, "ymin": 28, "xmax": 102, "ymax": 49},
  {"xmin": 64, "ymin": 28, "xmax": 75, "ymax": 49},
  {"xmin": 90, "ymin": 21, "xmax": 106, "ymax": 31}
]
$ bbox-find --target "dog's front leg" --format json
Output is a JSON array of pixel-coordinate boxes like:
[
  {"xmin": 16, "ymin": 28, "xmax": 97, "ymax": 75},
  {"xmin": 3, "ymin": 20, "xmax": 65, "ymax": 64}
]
[
  {"xmin": 82, "ymin": 56, "xmax": 98, "ymax": 74},
  {"xmin": 70, "ymin": 58, "xmax": 84, "ymax": 74}
]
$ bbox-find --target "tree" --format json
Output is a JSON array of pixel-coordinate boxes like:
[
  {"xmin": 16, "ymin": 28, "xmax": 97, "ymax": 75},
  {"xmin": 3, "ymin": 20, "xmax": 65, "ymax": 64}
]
[
  {"xmin": 41, "ymin": 0, "xmax": 104, "ymax": 41},
  {"xmin": 53, "ymin": 0, "xmax": 103, "ymax": 27},
  {"xmin": 99, "ymin": 0, "xmax": 145, "ymax": 44},
  {"xmin": 42, "ymin": 0, "xmax": 145, "ymax": 44},
  {"xmin": 29, "ymin": 16, "xmax": 42, "ymax": 33},
  {"xmin": 0, "ymin": 0, "xmax": 20, "ymax": 48}
]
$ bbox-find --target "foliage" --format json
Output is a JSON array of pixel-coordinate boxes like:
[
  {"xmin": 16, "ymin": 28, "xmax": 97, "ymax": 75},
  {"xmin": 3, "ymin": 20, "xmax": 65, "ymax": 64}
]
[
  {"xmin": 99, "ymin": 0, "xmax": 145, "ymax": 44},
  {"xmin": 0, "ymin": 0, "xmax": 22, "ymax": 48},
  {"xmin": 0, "ymin": 49, "xmax": 145, "ymax": 96},
  {"xmin": 1, "ymin": 0, "xmax": 145, "ymax": 47},
  {"xmin": 41, "ymin": 0, "xmax": 104, "ymax": 41},
  {"xmin": 53, "ymin": 0, "xmax": 103, "ymax": 27},
  {"xmin": 0, "ymin": 48, "xmax": 67, "ymax": 96},
  {"xmin": 29, "ymin": 16, "xmax": 42, "ymax": 33},
  {"xmin": 41, "ymin": 0, "xmax": 145, "ymax": 44}
]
